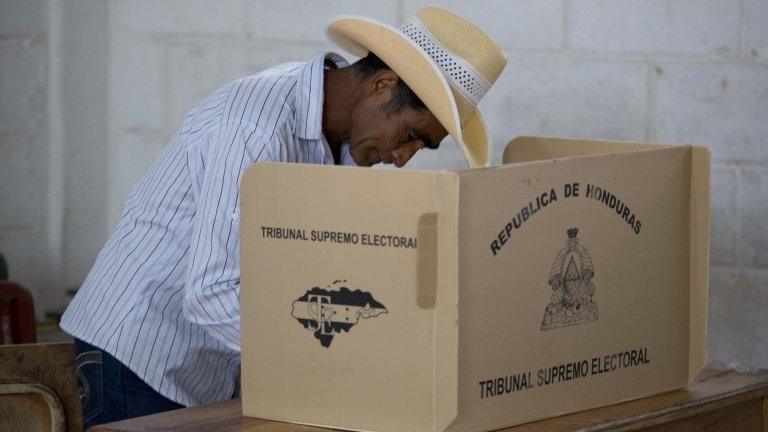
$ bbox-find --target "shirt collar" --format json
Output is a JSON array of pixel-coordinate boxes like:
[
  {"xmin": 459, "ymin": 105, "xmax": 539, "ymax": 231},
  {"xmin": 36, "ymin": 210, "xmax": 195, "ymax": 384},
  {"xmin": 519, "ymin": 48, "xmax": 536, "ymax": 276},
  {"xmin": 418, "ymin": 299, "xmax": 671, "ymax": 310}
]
[
  {"xmin": 339, "ymin": 141, "xmax": 355, "ymax": 166},
  {"xmin": 294, "ymin": 52, "xmax": 348, "ymax": 141}
]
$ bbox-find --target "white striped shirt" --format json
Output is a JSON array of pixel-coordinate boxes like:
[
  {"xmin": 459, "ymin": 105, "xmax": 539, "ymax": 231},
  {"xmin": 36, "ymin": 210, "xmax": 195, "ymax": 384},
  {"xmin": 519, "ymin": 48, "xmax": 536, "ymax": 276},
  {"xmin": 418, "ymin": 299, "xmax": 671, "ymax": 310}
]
[{"xmin": 61, "ymin": 53, "xmax": 354, "ymax": 406}]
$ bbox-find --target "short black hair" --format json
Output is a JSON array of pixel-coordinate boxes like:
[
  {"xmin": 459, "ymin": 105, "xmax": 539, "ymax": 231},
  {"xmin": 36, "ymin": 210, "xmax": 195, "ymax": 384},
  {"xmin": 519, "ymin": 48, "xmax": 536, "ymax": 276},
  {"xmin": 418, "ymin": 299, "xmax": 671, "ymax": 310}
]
[{"xmin": 353, "ymin": 51, "xmax": 427, "ymax": 114}]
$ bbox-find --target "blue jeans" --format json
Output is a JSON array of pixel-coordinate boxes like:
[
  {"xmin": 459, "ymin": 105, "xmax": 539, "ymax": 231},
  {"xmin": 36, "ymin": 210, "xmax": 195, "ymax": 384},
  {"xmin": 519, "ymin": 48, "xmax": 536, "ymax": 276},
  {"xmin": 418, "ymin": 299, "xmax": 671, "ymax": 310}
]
[{"xmin": 74, "ymin": 338, "xmax": 184, "ymax": 429}]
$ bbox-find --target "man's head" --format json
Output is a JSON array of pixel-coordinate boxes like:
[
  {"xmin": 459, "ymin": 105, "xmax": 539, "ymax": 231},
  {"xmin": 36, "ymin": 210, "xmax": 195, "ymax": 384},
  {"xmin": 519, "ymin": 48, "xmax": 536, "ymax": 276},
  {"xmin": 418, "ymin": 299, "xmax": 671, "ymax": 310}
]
[
  {"xmin": 345, "ymin": 52, "xmax": 448, "ymax": 167},
  {"xmin": 327, "ymin": 7, "xmax": 508, "ymax": 167}
]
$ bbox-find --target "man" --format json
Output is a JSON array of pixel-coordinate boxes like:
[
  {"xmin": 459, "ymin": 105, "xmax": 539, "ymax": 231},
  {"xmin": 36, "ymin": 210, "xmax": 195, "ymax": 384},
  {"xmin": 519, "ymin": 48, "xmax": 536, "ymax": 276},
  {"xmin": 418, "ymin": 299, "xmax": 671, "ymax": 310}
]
[{"xmin": 61, "ymin": 6, "xmax": 507, "ymax": 427}]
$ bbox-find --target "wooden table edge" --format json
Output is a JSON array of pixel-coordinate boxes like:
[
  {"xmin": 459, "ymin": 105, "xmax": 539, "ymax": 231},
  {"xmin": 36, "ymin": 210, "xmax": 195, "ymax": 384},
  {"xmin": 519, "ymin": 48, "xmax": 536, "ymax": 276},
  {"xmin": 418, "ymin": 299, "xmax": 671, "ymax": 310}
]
[{"xmin": 90, "ymin": 368, "xmax": 768, "ymax": 432}]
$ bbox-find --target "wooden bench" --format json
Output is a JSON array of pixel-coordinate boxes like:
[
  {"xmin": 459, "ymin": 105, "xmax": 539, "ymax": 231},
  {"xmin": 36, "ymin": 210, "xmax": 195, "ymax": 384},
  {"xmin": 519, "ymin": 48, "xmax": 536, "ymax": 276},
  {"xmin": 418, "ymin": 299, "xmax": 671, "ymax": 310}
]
[{"xmin": 0, "ymin": 343, "xmax": 82, "ymax": 432}]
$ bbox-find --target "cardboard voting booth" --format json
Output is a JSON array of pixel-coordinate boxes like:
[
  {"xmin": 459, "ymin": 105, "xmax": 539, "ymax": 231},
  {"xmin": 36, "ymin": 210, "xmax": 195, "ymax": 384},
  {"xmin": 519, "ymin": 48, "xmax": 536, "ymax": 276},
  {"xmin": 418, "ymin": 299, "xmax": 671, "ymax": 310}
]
[{"xmin": 239, "ymin": 136, "xmax": 710, "ymax": 432}]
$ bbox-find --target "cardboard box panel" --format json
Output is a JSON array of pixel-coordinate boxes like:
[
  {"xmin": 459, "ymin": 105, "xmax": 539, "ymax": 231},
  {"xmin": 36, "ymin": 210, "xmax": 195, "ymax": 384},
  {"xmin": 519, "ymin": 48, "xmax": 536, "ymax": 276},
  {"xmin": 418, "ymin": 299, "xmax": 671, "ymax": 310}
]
[
  {"xmin": 453, "ymin": 145, "xmax": 701, "ymax": 431},
  {"xmin": 503, "ymin": 135, "xmax": 663, "ymax": 163},
  {"xmin": 504, "ymin": 136, "xmax": 709, "ymax": 384},
  {"xmin": 240, "ymin": 165, "xmax": 460, "ymax": 431}
]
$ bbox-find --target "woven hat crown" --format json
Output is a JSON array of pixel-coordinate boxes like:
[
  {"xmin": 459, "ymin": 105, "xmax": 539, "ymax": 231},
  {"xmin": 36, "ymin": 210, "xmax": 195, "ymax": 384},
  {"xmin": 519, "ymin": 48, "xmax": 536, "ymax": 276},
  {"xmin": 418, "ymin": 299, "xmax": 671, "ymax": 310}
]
[{"xmin": 403, "ymin": 7, "xmax": 507, "ymax": 121}]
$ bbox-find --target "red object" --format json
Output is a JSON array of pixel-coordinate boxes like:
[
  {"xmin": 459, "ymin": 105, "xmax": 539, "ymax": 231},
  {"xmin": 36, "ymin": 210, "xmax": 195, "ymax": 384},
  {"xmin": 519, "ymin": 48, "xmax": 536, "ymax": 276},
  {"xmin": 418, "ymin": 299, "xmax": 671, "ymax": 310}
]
[{"xmin": 0, "ymin": 281, "xmax": 37, "ymax": 344}]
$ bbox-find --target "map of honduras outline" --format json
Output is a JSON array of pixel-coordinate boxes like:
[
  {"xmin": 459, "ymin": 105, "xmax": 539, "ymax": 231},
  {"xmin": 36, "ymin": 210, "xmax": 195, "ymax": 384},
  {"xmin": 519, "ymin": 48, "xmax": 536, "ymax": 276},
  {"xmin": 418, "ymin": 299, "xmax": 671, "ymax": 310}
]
[
  {"xmin": 291, "ymin": 280, "xmax": 388, "ymax": 347},
  {"xmin": 541, "ymin": 228, "xmax": 598, "ymax": 330}
]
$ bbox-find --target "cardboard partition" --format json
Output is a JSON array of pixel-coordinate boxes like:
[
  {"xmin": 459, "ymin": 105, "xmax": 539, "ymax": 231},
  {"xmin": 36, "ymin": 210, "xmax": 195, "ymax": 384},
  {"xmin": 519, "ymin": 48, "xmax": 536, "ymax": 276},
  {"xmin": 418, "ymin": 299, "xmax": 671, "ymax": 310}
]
[{"xmin": 240, "ymin": 136, "xmax": 710, "ymax": 432}]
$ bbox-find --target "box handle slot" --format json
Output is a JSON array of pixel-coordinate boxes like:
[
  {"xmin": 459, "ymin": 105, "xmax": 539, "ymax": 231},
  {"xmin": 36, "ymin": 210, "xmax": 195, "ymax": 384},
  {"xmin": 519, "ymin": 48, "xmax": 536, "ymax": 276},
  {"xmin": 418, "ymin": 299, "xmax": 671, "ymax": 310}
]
[{"xmin": 417, "ymin": 212, "xmax": 438, "ymax": 309}]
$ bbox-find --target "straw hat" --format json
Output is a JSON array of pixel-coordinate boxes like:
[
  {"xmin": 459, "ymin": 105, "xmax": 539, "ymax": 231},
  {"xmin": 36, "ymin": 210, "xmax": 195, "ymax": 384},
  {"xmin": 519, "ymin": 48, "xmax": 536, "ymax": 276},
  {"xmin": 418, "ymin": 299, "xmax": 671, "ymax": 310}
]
[{"xmin": 327, "ymin": 6, "xmax": 507, "ymax": 167}]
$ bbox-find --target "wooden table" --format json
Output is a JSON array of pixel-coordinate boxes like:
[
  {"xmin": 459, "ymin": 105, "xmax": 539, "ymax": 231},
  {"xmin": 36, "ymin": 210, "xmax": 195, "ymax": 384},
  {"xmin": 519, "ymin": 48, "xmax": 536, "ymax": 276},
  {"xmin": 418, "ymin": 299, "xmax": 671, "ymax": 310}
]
[{"xmin": 92, "ymin": 368, "xmax": 768, "ymax": 432}]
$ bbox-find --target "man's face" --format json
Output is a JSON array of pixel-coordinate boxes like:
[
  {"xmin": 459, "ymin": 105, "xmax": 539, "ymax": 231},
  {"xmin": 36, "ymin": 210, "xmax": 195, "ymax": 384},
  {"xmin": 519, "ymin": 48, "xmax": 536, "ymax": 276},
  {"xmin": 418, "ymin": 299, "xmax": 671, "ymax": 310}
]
[{"xmin": 347, "ymin": 70, "xmax": 448, "ymax": 168}]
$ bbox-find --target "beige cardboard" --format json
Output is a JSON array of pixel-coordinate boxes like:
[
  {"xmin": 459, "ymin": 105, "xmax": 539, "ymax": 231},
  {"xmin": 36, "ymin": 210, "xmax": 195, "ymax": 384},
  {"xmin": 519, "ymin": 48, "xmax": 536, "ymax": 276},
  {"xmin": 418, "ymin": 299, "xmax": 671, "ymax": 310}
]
[
  {"xmin": 502, "ymin": 135, "xmax": 663, "ymax": 163},
  {"xmin": 240, "ymin": 165, "xmax": 460, "ymax": 432},
  {"xmin": 504, "ymin": 136, "xmax": 709, "ymax": 384},
  {"xmin": 240, "ymin": 136, "xmax": 709, "ymax": 432}
]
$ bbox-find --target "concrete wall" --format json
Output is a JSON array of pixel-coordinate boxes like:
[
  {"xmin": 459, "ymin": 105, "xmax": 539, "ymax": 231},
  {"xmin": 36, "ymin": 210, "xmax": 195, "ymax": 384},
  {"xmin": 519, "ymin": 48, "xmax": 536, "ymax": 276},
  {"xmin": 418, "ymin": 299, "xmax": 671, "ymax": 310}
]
[
  {"xmin": 61, "ymin": 0, "xmax": 109, "ymax": 290},
  {"xmin": 0, "ymin": 0, "xmax": 109, "ymax": 317},
  {"xmin": 2, "ymin": 0, "xmax": 767, "ymax": 368},
  {"xmin": 0, "ymin": 0, "xmax": 56, "ymax": 315}
]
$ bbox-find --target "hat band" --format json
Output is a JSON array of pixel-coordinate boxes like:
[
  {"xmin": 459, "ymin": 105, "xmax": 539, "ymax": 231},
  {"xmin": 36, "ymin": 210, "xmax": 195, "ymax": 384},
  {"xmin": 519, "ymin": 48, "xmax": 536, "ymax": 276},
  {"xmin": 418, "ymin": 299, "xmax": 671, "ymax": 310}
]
[{"xmin": 400, "ymin": 17, "xmax": 491, "ymax": 105}]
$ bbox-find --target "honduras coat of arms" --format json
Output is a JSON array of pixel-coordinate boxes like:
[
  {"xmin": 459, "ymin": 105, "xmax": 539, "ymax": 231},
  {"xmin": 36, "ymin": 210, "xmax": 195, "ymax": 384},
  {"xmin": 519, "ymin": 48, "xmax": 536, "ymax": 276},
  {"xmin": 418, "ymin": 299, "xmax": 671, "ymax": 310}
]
[{"xmin": 541, "ymin": 228, "xmax": 598, "ymax": 330}]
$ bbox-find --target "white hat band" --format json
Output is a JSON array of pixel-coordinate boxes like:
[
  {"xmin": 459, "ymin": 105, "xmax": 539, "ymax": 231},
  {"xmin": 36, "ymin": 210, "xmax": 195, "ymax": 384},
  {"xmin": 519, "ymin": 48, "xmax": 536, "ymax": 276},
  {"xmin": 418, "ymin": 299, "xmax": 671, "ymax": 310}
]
[{"xmin": 400, "ymin": 16, "xmax": 491, "ymax": 106}]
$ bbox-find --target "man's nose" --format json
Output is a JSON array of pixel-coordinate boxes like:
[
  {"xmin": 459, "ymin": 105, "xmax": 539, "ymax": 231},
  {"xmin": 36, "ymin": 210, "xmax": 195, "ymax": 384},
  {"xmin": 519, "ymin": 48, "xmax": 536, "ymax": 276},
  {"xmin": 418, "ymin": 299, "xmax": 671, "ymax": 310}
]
[{"xmin": 392, "ymin": 141, "xmax": 422, "ymax": 168}]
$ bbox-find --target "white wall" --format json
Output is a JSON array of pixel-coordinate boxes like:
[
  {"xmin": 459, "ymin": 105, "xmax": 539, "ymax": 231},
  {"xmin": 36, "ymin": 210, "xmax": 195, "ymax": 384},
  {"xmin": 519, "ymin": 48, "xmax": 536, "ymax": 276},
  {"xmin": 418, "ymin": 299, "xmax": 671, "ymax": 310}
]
[
  {"xmin": 2, "ymin": 0, "xmax": 767, "ymax": 368},
  {"xmin": 0, "ymin": 0, "xmax": 56, "ymax": 316},
  {"xmin": 61, "ymin": 0, "xmax": 109, "ymax": 290},
  {"xmin": 0, "ymin": 0, "xmax": 109, "ymax": 317}
]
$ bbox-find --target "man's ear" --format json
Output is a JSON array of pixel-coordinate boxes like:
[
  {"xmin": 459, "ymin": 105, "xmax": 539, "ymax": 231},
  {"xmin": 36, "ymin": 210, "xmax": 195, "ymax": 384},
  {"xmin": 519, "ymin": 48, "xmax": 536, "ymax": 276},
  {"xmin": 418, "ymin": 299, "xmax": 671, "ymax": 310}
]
[{"xmin": 370, "ymin": 69, "xmax": 399, "ymax": 100}]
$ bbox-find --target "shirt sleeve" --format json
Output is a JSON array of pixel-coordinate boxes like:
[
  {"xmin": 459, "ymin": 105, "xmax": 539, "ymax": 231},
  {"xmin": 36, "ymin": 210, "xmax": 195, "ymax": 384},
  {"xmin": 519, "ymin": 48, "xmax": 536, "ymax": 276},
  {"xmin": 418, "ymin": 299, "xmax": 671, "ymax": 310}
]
[{"xmin": 183, "ymin": 120, "xmax": 272, "ymax": 352}]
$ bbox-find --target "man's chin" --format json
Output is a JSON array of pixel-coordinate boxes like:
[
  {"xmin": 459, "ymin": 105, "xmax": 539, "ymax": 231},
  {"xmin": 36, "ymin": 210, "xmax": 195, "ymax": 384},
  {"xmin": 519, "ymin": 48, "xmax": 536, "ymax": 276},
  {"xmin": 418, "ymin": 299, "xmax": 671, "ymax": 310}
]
[
  {"xmin": 353, "ymin": 158, "xmax": 374, "ymax": 167},
  {"xmin": 350, "ymin": 151, "xmax": 375, "ymax": 167}
]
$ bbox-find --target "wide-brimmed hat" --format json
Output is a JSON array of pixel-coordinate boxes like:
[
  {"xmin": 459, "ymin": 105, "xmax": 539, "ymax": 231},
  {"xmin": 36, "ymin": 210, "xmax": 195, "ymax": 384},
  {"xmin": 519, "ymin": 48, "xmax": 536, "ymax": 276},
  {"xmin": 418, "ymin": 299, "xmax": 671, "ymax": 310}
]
[{"xmin": 327, "ymin": 6, "xmax": 507, "ymax": 167}]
